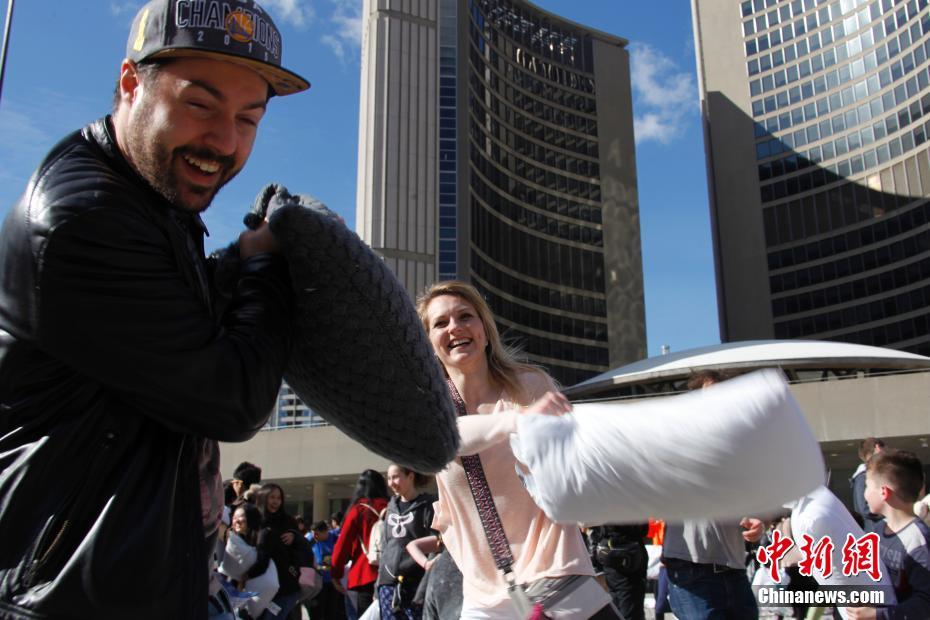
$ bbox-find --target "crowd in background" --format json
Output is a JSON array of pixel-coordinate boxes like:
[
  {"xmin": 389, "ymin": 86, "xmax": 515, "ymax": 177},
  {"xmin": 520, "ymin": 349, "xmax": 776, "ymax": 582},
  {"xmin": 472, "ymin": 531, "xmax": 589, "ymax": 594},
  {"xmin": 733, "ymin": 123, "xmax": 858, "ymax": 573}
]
[
  {"xmin": 214, "ymin": 425, "xmax": 930, "ymax": 620},
  {"xmin": 214, "ymin": 281, "xmax": 930, "ymax": 620}
]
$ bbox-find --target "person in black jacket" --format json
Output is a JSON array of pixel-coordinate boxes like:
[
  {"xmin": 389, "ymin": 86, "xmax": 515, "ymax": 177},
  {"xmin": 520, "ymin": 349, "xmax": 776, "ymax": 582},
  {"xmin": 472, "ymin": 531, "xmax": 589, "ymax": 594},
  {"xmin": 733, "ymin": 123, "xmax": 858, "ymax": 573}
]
[
  {"xmin": 377, "ymin": 464, "xmax": 436, "ymax": 620},
  {"xmin": 252, "ymin": 484, "xmax": 303, "ymax": 620},
  {"xmin": 589, "ymin": 523, "xmax": 650, "ymax": 620},
  {"xmin": 0, "ymin": 1, "xmax": 309, "ymax": 618}
]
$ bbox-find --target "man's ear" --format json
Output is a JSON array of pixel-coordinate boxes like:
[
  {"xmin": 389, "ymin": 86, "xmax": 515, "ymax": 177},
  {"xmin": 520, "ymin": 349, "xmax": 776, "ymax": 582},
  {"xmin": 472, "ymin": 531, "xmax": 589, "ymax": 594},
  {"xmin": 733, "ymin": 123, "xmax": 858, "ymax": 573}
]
[
  {"xmin": 881, "ymin": 485, "xmax": 894, "ymax": 502},
  {"xmin": 118, "ymin": 59, "xmax": 142, "ymax": 107}
]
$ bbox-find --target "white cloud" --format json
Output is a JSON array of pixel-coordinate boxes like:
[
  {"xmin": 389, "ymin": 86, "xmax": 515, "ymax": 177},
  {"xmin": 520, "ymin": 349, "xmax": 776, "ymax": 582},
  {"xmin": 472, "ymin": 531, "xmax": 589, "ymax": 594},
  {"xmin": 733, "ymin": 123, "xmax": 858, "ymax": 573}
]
[
  {"xmin": 0, "ymin": 106, "xmax": 57, "ymax": 206},
  {"xmin": 0, "ymin": 108, "xmax": 50, "ymax": 147},
  {"xmin": 110, "ymin": 2, "xmax": 139, "ymax": 16},
  {"xmin": 321, "ymin": 0, "xmax": 363, "ymax": 63},
  {"xmin": 0, "ymin": 89, "xmax": 102, "ymax": 196},
  {"xmin": 263, "ymin": 0, "xmax": 316, "ymax": 28},
  {"xmin": 629, "ymin": 43, "xmax": 697, "ymax": 145}
]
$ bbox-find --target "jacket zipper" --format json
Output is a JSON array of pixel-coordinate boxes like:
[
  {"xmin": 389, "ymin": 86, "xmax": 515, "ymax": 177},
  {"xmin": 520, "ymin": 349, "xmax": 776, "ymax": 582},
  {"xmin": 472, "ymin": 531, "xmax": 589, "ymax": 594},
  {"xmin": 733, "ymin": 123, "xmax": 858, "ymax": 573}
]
[
  {"xmin": 24, "ymin": 520, "xmax": 72, "ymax": 587},
  {"xmin": 22, "ymin": 430, "xmax": 117, "ymax": 588}
]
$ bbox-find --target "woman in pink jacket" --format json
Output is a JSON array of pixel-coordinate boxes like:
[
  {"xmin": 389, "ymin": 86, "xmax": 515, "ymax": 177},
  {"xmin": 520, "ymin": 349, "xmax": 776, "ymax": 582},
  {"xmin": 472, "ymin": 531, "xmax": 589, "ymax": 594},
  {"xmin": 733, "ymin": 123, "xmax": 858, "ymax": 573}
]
[{"xmin": 416, "ymin": 281, "xmax": 618, "ymax": 619}]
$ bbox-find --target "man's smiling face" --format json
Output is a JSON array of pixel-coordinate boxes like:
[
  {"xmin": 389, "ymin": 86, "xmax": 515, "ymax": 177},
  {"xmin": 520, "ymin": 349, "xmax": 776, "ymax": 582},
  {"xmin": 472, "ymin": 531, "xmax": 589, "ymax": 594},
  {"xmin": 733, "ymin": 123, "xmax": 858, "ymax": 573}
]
[{"xmin": 118, "ymin": 57, "xmax": 268, "ymax": 212}]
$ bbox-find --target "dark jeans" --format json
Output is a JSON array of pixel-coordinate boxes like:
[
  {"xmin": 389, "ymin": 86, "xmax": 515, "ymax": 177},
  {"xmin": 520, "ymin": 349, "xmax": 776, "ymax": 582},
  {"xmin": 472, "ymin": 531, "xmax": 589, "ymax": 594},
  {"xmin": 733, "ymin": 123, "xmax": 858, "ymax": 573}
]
[
  {"xmin": 307, "ymin": 582, "xmax": 347, "ymax": 620},
  {"xmin": 665, "ymin": 558, "xmax": 758, "ymax": 620},
  {"xmin": 603, "ymin": 563, "xmax": 647, "ymax": 620},
  {"xmin": 655, "ymin": 566, "xmax": 672, "ymax": 617},
  {"xmin": 353, "ymin": 583, "xmax": 375, "ymax": 616}
]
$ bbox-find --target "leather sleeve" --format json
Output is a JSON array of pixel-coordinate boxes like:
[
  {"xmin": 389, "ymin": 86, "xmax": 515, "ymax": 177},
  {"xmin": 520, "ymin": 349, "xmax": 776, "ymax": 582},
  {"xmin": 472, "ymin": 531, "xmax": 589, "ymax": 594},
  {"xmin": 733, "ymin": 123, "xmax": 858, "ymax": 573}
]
[{"xmin": 36, "ymin": 205, "xmax": 292, "ymax": 442}]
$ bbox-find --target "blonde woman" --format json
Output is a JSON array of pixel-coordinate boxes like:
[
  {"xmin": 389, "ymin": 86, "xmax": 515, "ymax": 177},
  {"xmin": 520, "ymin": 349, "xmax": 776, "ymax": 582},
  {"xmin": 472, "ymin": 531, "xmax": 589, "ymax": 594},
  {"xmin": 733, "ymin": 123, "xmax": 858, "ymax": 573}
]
[{"xmin": 416, "ymin": 281, "xmax": 617, "ymax": 620}]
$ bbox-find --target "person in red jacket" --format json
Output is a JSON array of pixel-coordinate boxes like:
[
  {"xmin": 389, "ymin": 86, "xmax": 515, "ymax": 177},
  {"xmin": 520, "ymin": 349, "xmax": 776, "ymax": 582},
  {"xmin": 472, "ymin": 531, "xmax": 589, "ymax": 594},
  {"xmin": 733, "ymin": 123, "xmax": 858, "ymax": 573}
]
[{"xmin": 331, "ymin": 469, "xmax": 390, "ymax": 613}]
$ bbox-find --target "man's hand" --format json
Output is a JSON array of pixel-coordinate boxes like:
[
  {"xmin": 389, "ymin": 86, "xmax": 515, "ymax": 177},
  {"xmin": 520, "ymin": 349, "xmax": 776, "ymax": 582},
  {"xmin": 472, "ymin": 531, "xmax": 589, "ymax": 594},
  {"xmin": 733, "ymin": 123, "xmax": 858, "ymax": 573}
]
[
  {"xmin": 740, "ymin": 517, "xmax": 764, "ymax": 543},
  {"xmin": 281, "ymin": 531, "xmax": 295, "ymax": 546},
  {"xmin": 333, "ymin": 581, "xmax": 346, "ymax": 595},
  {"xmin": 846, "ymin": 607, "xmax": 877, "ymax": 619},
  {"xmin": 239, "ymin": 221, "xmax": 279, "ymax": 258}
]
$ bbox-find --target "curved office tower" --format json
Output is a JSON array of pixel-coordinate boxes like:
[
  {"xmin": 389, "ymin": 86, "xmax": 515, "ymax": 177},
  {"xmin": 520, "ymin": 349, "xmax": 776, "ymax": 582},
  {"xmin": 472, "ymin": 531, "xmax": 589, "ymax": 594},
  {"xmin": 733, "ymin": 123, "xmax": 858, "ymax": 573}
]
[
  {"xmin": 695, "ymin": 0, "xmax": 930, "ymax": 356},
  {"xmin": 357, "ymin": 0, "xmax": 645, "ymax": 385}
]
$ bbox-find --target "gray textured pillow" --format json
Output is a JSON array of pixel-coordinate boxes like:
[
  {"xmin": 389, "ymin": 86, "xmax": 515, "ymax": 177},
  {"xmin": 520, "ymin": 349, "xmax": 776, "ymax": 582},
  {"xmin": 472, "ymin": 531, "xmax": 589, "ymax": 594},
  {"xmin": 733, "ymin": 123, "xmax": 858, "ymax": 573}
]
[{"xmin": 236, "ymin": 184, "xmax": 459, "ymax": 472}]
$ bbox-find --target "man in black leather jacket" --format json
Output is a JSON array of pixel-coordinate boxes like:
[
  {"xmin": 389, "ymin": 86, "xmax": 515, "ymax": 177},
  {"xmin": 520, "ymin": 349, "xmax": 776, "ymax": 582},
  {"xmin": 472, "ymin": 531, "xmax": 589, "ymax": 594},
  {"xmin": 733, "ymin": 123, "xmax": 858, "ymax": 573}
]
[{"xmin": 0, "ymin": 1, "xmax": 309, "ymax": 618}]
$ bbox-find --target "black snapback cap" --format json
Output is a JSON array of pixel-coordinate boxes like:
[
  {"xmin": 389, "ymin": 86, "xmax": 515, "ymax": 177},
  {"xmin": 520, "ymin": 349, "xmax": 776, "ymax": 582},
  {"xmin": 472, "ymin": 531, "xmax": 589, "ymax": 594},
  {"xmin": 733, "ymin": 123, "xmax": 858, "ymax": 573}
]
[{"xmin": 126, "ymin": 0, "xmax": 310, "ymax": 96}]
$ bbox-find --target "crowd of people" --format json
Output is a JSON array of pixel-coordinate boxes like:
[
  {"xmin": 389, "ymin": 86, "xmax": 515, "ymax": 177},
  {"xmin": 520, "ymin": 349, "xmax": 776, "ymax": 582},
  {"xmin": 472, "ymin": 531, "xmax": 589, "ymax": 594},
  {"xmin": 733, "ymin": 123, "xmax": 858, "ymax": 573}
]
[
  {"xmin": 213, "ymin": 288, "xmax": 930, "ymax": 620},
  {"xmin": 2, "ymin": 1, "xmax": 930, "ymax": 619}
]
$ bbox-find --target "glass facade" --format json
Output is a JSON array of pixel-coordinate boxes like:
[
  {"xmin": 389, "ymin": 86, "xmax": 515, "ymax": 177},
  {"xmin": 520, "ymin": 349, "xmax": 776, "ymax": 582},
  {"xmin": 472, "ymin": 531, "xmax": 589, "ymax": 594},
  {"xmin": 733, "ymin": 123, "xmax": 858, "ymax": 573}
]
[
  {"xmin": 440, "ymin": 0, "xmax": 459, "ymax": 282},
  {"xmin": 741, "ymin": 0, "xmax": 930, "ymax": 354},
  {"xmin": 267, "ymin": 382, "xmax": 329, "ymax": 429},
  {"xmin": 465, "ymin": 0, "xmax": 612, "ymax": 386}
]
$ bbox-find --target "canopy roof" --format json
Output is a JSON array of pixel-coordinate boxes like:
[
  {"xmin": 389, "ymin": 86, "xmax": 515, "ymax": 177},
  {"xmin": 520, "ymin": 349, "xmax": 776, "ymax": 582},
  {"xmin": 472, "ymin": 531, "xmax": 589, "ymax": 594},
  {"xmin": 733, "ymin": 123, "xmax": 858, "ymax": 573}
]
[{"xmin": 565, "ymin": 340, "xmax": 930, "ymax": 399}]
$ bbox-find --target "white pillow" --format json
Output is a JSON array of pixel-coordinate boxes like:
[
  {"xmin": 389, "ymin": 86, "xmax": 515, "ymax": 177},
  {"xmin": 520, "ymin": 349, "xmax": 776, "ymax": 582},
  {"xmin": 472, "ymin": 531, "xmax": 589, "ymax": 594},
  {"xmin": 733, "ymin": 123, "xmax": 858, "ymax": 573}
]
[
  {"xmin": 510, "ymin": 369, "xmax": 824, "ymax": 524},
  {"xmin": 219, "ymin": 532, "xmax": 258, "ymax": 582},
  {"xmin": 244, "ymin": 558, "xmax": 280, "ymax": 618}
]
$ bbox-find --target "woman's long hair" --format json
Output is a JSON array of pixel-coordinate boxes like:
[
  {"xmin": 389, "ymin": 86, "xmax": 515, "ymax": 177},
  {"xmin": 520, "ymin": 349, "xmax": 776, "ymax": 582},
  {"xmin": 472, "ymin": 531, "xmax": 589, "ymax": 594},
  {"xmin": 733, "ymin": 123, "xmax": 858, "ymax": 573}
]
[
  {"xmin": 254, "ymin": 482, "xmax": 293, "ymax": 530},
  {"xmin": 349, "ymin": 469, "xmax": 389, "ymax": 506},
  {"xmin": 416, "ymin": 280, "xmax": 544, "ymax": 403}
]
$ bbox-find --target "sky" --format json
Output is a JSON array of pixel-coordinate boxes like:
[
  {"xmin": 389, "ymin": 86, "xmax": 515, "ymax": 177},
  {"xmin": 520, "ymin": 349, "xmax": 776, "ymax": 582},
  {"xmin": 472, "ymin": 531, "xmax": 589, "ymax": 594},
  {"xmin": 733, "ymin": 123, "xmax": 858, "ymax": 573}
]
[{"xmin": 0, "ymin": 0, "xmax": 720, "ymax": 359}]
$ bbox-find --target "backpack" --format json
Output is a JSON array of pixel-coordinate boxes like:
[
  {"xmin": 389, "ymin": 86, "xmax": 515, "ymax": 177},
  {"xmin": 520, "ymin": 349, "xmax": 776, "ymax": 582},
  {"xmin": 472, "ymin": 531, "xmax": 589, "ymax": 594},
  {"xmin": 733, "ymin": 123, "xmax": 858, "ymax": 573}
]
[{"xmin": 358, "ymin": 503, "xmax": 387, "ymax": 566}]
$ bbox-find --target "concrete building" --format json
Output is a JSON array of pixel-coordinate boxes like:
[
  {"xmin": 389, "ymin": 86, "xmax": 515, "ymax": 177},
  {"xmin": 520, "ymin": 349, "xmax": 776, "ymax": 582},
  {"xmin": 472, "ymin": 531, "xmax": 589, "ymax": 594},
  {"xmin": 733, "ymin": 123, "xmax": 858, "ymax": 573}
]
[
  {"xmin": 355, "ymin": 0, "xmax": 646, "ymax": 386},
  {"xmin": 222, "ymin": 424, "xmax": 390, "ymax": 523},
  {"xmin": 693, "ymin": 0, "xmax": 930, "ymax": 356}
]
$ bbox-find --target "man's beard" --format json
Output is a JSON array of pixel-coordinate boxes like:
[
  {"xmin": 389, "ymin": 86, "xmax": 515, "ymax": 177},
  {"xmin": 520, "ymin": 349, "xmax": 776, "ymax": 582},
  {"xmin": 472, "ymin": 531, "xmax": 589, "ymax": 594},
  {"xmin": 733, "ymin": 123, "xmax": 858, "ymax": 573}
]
[{"xmin": 125, "ymin": 125, "xmax": 238, "ymax": 213}]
